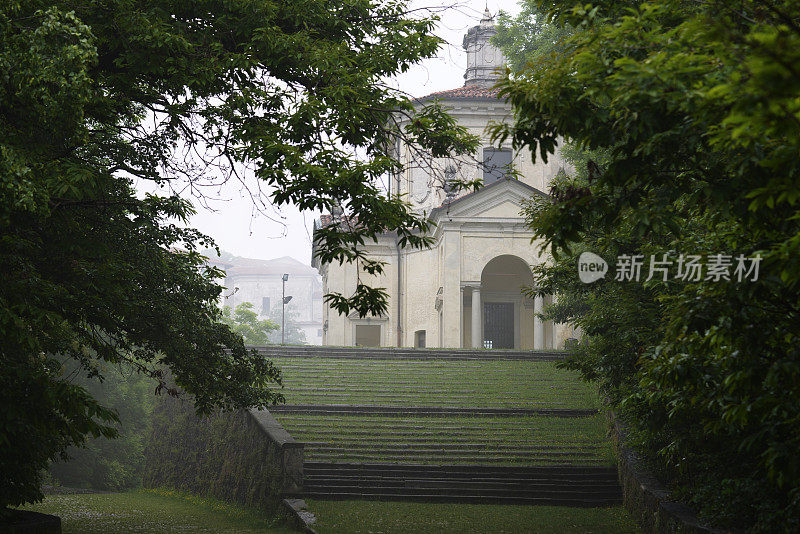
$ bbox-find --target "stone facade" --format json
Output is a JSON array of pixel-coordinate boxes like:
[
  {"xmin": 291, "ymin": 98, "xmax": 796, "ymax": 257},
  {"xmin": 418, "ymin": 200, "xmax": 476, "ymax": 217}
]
[{"xmin": 314, "ymin": 10, "xmax": 578, "ymax": 349}]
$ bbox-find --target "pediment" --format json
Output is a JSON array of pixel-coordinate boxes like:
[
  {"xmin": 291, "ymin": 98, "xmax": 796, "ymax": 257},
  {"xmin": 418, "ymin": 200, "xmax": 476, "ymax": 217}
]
[
  {"xmin": 478, "ymin": 199, "xmax": 525, "ymax": 218},
  {"xmin": 430, "ymin": 179, "xmax": 546, "ymax": 220}
]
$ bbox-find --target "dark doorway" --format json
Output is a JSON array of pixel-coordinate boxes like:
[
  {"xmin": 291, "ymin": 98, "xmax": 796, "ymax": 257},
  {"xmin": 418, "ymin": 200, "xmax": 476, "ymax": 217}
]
[
  {"xmin": 483, "ymin": 302, "xmax": 514, "ymax": 349},
  {"xmin": 415, "ymin": 330, "xmax": 426, "ymax": 348}
]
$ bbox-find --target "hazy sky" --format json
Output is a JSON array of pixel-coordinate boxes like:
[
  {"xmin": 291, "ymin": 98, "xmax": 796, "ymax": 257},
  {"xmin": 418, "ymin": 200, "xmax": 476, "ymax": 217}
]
[{"xmin": 140, "ymin": 1, "xmax": 523, "ymax": 265}]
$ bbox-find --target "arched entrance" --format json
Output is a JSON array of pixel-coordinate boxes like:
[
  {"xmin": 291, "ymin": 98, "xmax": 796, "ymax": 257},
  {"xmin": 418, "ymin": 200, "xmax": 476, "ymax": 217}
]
[
  {"xmin": 463, "ymin": 255, "xmax": 539, "ymax": 349},
  {"xmin": 481, "ymin": 255, "xmax": 533, "ymax": 349}
]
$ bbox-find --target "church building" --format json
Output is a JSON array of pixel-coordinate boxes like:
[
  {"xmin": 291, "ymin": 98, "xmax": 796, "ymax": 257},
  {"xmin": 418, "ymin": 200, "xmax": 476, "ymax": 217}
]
[{"xmin": 313, "ymin": 10, "xmax": 575, "ymax": 349}]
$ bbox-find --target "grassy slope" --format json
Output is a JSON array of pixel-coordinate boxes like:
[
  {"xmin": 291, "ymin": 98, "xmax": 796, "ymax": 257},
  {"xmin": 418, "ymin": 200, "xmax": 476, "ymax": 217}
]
[
  {"xmin": 17, "ymin": 490, "xmax": 295, "ymax": 534},
  {"xmin": 309, "ymin": 500, "xmax": 641, "ymax": 534}
]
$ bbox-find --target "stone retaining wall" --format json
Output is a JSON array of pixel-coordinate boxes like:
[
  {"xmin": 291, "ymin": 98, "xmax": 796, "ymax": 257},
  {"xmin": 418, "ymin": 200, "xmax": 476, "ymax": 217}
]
[
  {"xmin": 144, "ymin": 394, "xmax": 302, "ymax": 514},
  {"xmin": 608, "ymin": 412, "xmax": 726, "ymax": 534}
]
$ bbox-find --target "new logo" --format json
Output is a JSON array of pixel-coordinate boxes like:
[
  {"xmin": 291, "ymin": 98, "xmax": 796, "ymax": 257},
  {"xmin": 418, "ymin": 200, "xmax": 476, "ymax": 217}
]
[{"xmin": 578, "ymin": 252, "xmax": 608, "ymax": 283}]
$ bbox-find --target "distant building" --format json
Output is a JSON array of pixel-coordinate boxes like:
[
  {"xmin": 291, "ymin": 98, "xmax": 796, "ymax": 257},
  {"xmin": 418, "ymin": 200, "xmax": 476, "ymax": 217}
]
[
  {"xmin": 313, "ymin": 10, "xmax": 577, "ymax": 349},
  {"xmin": 221, "ymin": 255, "xmax": 323, "ymax": 345}
]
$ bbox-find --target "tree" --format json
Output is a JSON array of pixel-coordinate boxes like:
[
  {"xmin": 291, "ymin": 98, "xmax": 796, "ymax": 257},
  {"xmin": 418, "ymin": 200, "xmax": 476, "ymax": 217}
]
[
  {"xmin": 493, "ymin": 1, "xmax": 573, "ymax": 74},
  {"xmin": 267, "ymin": 305, "xmax": 308, "ymax": 345},
  {"xmin": 222, "ymin": 303, "xmax": 279, "ymax": 345},
  {"xmin": 493, "ymin": 0, "xmax": 800, "ymax": 530},
  {"xmin": 48, "ymin": 363, "xmax": 156, "ymax": 490},
  {"xmin": 0, "ymin": 0, "xmax": 476, "ymax": 511}
]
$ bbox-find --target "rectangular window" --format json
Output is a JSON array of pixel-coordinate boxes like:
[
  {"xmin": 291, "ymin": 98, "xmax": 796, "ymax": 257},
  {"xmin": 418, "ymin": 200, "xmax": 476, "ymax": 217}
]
[
  {"xmin": 483, "ymin": 148, "xmax": 512, "ymax": 184},
  {"xmin": 261, "ymin": 296, "xmax": 270, "ymax": 314}
]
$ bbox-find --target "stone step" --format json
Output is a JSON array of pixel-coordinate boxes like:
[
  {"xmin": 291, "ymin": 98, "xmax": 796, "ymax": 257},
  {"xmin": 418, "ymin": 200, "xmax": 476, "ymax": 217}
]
[
  {"xmin": 273, "ymin": 370, "xmax": 580, "ymax": 377},
  {"xmin": 250, "ymin": 345, "xmax": 568, "ymax": 362},
  {"xmin": 281, "ymin": 402, "xmax": 583, "ymax": 409},
  {"xmin": 304, "ymin": 462, "xmax": 616, "ymax": 476},
  {"xmin": 270, "ymin": 420, "xmax": 592, "ymax": 439},
  {"xmin": 274, "ymin": 361, "xmax": 563, "ymax": 367},
  {"xmin": 281, "ymin": 423, "xmax": 602, "ymax": 432},
  {"xmin": 282, "ymin": 387, "xmax": 587, "ymax": 394},
  {"xmin": 304, "ymin": 473, "xmax": 614, "ymax": 482},
  {"xmin": 271, "ymin": 405, "xmax": 597, "ymax": 417},
  {"xmin": 305, "ymin": 454, "xmax": 607, "ymax": 464},
  {"xmin": 285, "ymin": 428, "xmax": 594, "ymax": 437},
  {"xmin": 291, "ymin": 435, "xmax": 604, "ymax": 447},
  {"xmin": 304, "ymin": 470, "xmax": 618, "ymax": 480},
  {"xmin": 301, "ymin": 485, "xmax": 619, "ymax": 499},
  {"xmin": 304, "ymin": 462, "xmax": 617, "ymax": 477},
  {"xmin": 304, "ymin": 476, "xmax": 619, "ymax": 491},
  {"xmin": 302, "ymin": 440, "xmax": 601, "ymax": 449},
  {"xmin": 277, "ymin": 368, "xmax": 576, "ymax": 375},
  {"xmin": 280, "ymin": 399, "xmax": 581, "ymax": 407},
  {"xmin": 302, "ymin": 451, "xmax": 606, "ymax": 462},
  {"xmin": 289, "ymin": 426, "xmax": 599, "ymax": 435},
  {"xmin": 281, "ymin": 398, "xmax": 582, "ymax": 406},
  {"xmin": 283, "ymin": 400, "xmax": 589, "ymax": 407},
  {"xmin": 294, "ymin": 461, "xmax": 621, "ymax": 506},
  {"xmin": 303, "ymin": 440, "xmax": 600, "ymax": 454},
  {"xmin": 293, "ymin": 492, "xmax": 621, "ymax": 506},
  {"xmin": 282, "ymin": 384, "xmax": 584, "ymax": 392},
  {"xmin": 303, "ymin": 471, "xmax": 615, "ymax": 482},
  {"xmin": 288, "ymin": 430, "xmax": 601, "ymax": 441}
]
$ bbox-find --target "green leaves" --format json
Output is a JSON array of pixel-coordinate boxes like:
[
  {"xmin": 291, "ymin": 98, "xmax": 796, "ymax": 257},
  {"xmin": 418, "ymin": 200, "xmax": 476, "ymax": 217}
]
[
  {"xmin": 221, "ymin": 302, "xmax": 278, "ymax": 346},
  {"xmin": 404, "ymin": 103, "xmax": 480, "ymax": 158},
  {"xmin": 3, "ymin": 0, "xmax": 475, "ymax": 509},
  {"xmin": 495, "ymin": 0, "xmax": 800, "ymax": 529},
  {"xmin": 325, "ymin": 283, "xmax": 389, "ymax": 319}
]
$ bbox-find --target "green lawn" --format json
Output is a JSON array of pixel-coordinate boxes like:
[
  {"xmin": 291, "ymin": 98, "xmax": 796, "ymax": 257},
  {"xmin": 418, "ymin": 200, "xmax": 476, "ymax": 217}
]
[
  {"xmin": 17, "ymin": 490, "xmax": 295, "ymax": 534},
  {"xmin": 272, "ymin": 358, "xmax": 600, "ymax": 409},
  {"xmin": 308, "ymin": 500, "xmax": 641, "ymax": 534}
]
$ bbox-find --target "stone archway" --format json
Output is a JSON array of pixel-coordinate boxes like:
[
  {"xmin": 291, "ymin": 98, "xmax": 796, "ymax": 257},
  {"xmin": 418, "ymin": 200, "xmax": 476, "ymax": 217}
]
[
  {"xmin": 463, "ymin": 255, "xmax": 538, "ymax": 349},
  {"xmin": 481, "ymin": 255, "xmax": 534, "ymax": 349}
]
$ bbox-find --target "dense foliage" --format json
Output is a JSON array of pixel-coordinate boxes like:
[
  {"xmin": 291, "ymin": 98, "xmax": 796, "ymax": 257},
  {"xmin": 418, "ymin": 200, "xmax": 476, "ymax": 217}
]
[
  {"xmin": 1, "ymin": 0, "xmax": 475, "ymax": 510},
  {"xmin": 48, "ymin": 364, "xmax": 155, "ymax": 490},
  {"xmin": 495, "ymin": 0, "xmax": 800, "ymax": 530}
]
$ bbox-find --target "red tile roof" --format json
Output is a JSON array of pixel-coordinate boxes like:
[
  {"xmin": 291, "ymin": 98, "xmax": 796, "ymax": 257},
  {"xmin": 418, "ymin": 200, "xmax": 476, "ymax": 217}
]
[{"xmin": 418, "ymin": 85, "xmax": 501, "ymax": 102}]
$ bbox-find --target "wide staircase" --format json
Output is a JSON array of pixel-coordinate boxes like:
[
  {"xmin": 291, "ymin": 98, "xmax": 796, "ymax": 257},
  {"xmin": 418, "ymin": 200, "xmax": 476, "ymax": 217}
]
[{"xmin": 255, "ymin": 345, "xmax": 622, "ymax": 506}]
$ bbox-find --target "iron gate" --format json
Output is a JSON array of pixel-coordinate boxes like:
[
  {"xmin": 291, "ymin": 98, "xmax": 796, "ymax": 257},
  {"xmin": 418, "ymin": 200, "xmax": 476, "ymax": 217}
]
[{"xmin": 483, "ymin": 302, "xmax": 514, "ymax": 349}]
